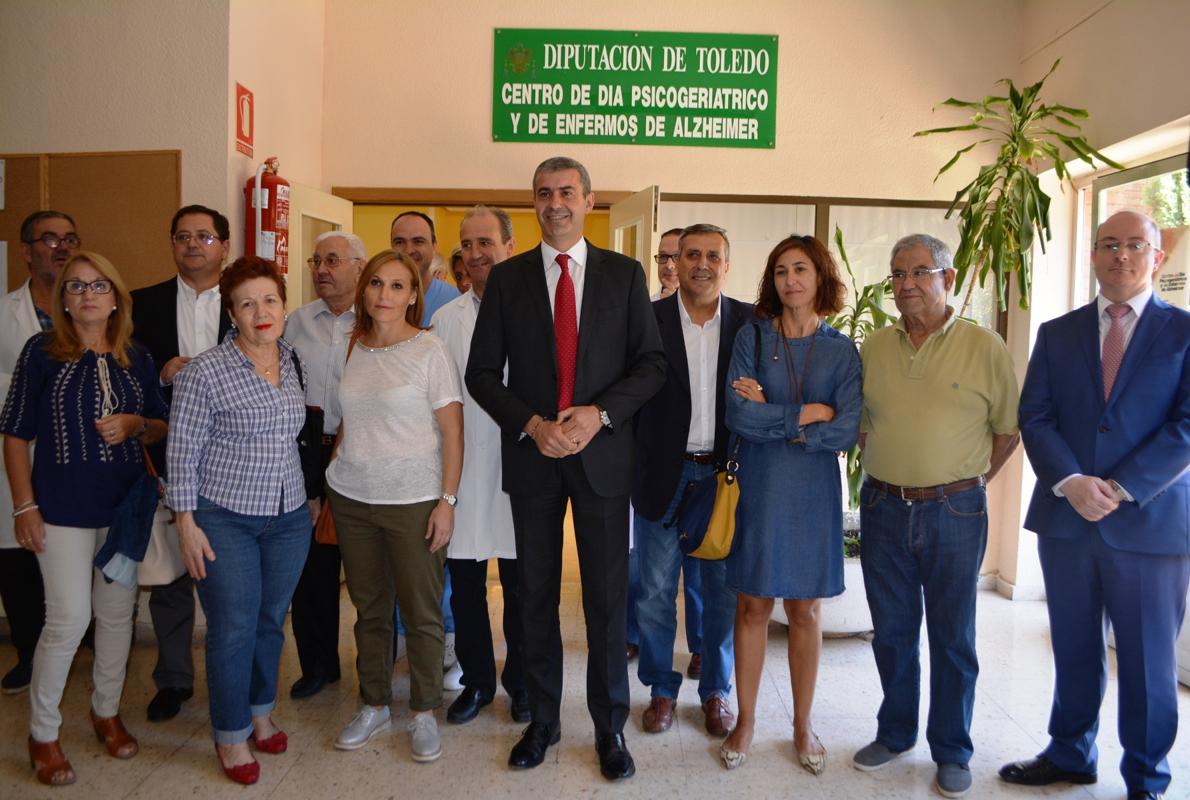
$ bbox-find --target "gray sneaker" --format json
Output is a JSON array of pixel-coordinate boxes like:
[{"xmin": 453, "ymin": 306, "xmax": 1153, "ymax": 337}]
[
  {"xmin": 335, "ymin": 705, "xmax": 392, "ymax": 750},
  {"xmin": 935, "ymin": 763, "xmax": 972, "ymax": 798},
  {"xmin": 409, "ymin": 713, "xmax": 442, "ymax": 763},
  {"xmin": 852, "ymin": 740, "xmax": 910, "ymax": 771}
]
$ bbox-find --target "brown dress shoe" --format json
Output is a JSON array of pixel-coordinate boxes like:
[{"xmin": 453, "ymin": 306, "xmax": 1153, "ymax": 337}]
[
  {"xmin": 28, "ymin": 736, "xmax": 76, "ymax": 786},
  {"xmin": 686, "ymin": 654, "xmax": 702, "ymax": 679},
  {"xmin": 703, "ymin": 696, "xmax": 735, "ymax": 737},
  {"xmin": 642, "ymin": 696, "xmax": 675, "ymax": 733},
  {"xmin": 91, "ymin": 709, "xmax": 139, "ymax": 759}
]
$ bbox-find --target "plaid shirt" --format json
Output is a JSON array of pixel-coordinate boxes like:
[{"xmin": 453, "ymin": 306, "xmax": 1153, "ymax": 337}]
[{"xmin": 166, "ymin": 333, "xmax": 306, "ymax": 516}]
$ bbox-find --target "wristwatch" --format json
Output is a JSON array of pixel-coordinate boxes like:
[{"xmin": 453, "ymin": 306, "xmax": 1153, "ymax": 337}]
[
  {"xmin": 596, "ymin": 406, "xmax": 613, "ymax": 429},
  {"xmin": 441, "ymin": 494, "xmax": 458, "ymax": 507}
]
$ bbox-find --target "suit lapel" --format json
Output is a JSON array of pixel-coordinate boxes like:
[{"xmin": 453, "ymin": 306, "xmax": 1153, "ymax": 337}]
[
  {"xmin": 1106, "ymin": 296, "xmax": 1171, "ymax": 409},
  {"xmin": 658, "ymin": 294, "xmax": 691, "ymax": 396},
  {"xmin": 521, "ymin": 245, "xmax": 557, "ymax": 366},
  {"xmin": 1076, "ymin": 303, "xmax": 1102, "ymax": 405},
  {"xmin": 716, "ymin": 297, "xmax": 743, "ymax": 392},
  {"xmin": 576, "ymin": 241, "xmax": 602, "ymax": 369}
]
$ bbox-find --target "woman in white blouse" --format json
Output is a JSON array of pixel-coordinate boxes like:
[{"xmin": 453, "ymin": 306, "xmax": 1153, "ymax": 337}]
[{"xmin": 326, "ymin": 250, "xmax": 463, "ymax": 764}]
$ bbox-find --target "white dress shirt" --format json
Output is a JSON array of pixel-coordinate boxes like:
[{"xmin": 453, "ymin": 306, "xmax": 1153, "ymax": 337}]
[
  {"xmin": 541, "ymin": 239, "xmax": 588, "ymax": 331},
  {"xmin": 284, "ymin": 298, "xmax": 355, "ymax": 434},
  {"xmin": 678, "ymin": 292, "xmax": 721, "ymax": 453},
  {"xmin": 175, "ymin": 276, "xmax": 221, "ymax": 358}
]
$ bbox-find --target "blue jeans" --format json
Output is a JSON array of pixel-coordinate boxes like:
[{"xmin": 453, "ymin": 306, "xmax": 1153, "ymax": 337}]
[
  {"xmin": 635, "ymin": 460, "xmax": 736, "ymax": 703},
  {"xmin": 859, "ymin": 482, "xmax": 987, "ymax": 765},
  {"xmin": 396, "ymin": 567, "xmax": 454, "ymax": 636},
  {"xmin": 193, "ymin": 497, "xmax": 309, "ymax": 744}
]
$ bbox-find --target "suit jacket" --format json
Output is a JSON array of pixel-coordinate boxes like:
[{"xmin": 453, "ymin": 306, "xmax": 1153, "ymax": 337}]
[
  {"xmin": 1019, "ymin": 295, "xmax": 1190, "ymax": 556},
  {"xmin": 465, "ymin": 241, "xmax": 666, "ymax": 498},
  {"xmin": 632, "ymin": 293, "xmax": 753, "ymax": 521},
  {"xmin": 130, "ymin": 277, "xmax": 232, "ymax": 475}
]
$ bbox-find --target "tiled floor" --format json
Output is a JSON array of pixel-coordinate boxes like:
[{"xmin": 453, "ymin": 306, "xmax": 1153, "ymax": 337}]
[{"xmin": 1, "ymin": 585, "xmax": 1187, "ymax": 799}]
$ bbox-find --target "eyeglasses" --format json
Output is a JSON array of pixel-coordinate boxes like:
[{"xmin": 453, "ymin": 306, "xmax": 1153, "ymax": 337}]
[
  {"xmin": 1095, "ymin": 240, "xmax": 1153, "ymax": 254},
  {"xmin": 890, "ymin": 267, "xmax": 947, "ymax": 283},
  {"xmin": 171, "ymin": 232, "xmax": 221, "ymax": 246},
  {"xmin": 25, "ymin": 232, "xmax": 81, "ymax": 250},
  {"xmin": 307, "ymin": 254, "xmax": 362, "ymax": 269},
  {"xmin": 654, "ymin": 253, "xmax": 679, "ymax": 264},
  {"xmin": 63, "ymin": 279, "xmax": 113, "ymax": 295}
]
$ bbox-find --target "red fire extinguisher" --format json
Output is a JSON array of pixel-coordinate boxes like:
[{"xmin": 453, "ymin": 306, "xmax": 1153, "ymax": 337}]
[{"xmin": 244, "ymin": 157, "xmax": 291, "ymax": 273}]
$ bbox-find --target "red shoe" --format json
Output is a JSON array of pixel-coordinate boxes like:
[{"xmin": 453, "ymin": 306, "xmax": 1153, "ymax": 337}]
[
  {"xmin": 253, "ymin": 729, "xmax": 288, "ymax": 754},
  {"xmin": 28, "ymin": 736, "xmax": 76, "ymax": 786},
  {"xmin": 90, "ymin": 709, "xmax": 139, "ymax": 758},
  {"xmin": 216, "ymin": 746, "xmax": 260, "ymax": 785}
]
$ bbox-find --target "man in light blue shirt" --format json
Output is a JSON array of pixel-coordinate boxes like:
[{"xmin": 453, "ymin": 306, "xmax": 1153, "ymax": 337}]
[{"xmin": 390, "ymin": 211, "xmax": 459, "ymax": 325}]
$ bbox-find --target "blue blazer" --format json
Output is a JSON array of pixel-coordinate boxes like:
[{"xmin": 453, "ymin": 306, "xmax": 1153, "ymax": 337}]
[{"xmin": 1019, "ymin": 295, "xmax": 1190, "ymax": 556}]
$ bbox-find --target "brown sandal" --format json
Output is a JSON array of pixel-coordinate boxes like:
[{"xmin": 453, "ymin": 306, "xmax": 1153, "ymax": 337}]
[
  {"xmin": 28, "ymin": 736, "xmax": 76, "ymax": 786},
  {"xmin": 91, "ymin": 709, "xmax": 139, "ymax": 758}
]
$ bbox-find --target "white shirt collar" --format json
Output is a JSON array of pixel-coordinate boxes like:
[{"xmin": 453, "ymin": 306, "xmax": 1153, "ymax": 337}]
[
  {"xmin": 1097, "ymin": 287, "xmax": 1152, "ymax": 320},
  {"xmin": 541, "ymin": 239, "xmax": 588, "ymax": 271},
  {"xmin": 176, "ymin": 275, "xmax": 220, "ymax": 300},
  {"xmin": 676, "ymin": 291, "xmax": 722, "ymax": 328}
]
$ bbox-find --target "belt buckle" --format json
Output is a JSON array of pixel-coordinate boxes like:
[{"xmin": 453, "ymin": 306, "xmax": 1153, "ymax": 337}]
[{"xmin": 899, "ymin": 485, "xmax": 913, "ymax": 502}]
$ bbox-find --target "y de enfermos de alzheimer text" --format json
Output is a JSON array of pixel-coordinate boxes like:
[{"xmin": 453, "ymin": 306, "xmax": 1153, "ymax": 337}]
[{"xmin": 500, "ymin": 42, "xmax": 772, "ymax": 141}]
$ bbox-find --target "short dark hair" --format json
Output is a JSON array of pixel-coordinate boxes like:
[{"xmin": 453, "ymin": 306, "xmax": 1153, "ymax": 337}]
[
  {"xmin": 218, "ymin": 256, "xmax": 286, "ymax": 313},
  {"xmin": 20, "ymin": 210, "xmax": 76, "ymax": 243},
  {"xmin": 171, "ymin": 205, "xmax": 230, "ymax": 242},
  {"xmin": 392, "ymin": 210, "xmax": 437, "ymax": 243},
  {"xmin": 679, "ymin": 223, "xmax": 730, "ymax": 261},
  {"xmin": 533, "ymin": 156, "xmax": 592, "ymax": 195},
  {"xmin": 661, "ymin": 227, "xmax": 686, "ymax": 240},
  {"xmin": 463, "ymin": 205, "xmax": 514, "ymax": 243},
  {"xmin": 755, "ymin": 235, "xmax": 846, "ymax": 318}
]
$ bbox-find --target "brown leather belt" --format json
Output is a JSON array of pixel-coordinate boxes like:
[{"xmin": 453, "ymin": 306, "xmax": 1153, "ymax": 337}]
[
  {"xmin": 866, "ymin": 475, "xmax": 985, "ymax": 502},
  {"xmin": 320, "ymin": 434, "xmax": 335, "ymax": 446},
  {"xmin": 684, "ymin": 451, "xmax": 715, "ymax": 465}
]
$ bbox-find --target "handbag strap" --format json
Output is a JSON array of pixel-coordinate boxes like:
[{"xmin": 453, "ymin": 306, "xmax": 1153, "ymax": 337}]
[{"xmin": 724, "ymin": 322, "xmax": 761, "ymax": 476}]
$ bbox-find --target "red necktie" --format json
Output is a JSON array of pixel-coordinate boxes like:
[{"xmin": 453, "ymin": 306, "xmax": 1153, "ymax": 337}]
[
  {"xmin": 1101, "ymin": 302, "xmax": 1129, "ymax": 400},
  {"xmin": 554, "ymin": 254, "xmax": 578, "ymax": 411}
]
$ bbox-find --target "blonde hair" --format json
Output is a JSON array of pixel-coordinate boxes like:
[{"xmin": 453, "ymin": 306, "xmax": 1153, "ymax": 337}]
[
  {"xmin": 353, "ymin": 249, "xmax": 425, "ymax": 340},
  {"xmin": 47, "ymin": 251, "xmax": 135, "ymax": 368}
]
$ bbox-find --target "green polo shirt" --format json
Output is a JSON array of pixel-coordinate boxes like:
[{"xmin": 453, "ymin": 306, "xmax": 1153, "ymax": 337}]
[{"xmin": 860, "ymin": 310, "xmax": 1018, "ymax": 487}]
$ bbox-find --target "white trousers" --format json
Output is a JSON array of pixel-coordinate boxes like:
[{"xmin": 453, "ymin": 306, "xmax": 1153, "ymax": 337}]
[{"xmin": 30, "ymin": 524, "xmax": 136, "ymax": 742}]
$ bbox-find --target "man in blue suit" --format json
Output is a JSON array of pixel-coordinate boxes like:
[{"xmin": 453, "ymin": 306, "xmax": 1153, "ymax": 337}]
[{"xmin": 1003, "ymin": 210, "xmax": 1190, "ymax": 800}]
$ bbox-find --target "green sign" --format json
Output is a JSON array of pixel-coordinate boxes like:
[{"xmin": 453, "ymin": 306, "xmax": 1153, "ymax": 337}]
[{"xmin": 493, "ymin": 29, "xmax": 778, "ymax": 149}]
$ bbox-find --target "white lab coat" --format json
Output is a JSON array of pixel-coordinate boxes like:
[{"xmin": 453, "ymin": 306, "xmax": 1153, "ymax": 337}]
[
  {"xmin": 0, "ymin": 282, "xmax": 43, "ymax": 548},
  {"xmin": 430, "ymin": 291, "xmax": 516, "ymax": 561}
]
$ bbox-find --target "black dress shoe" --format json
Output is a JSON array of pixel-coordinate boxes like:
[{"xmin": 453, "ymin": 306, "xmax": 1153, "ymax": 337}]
[
  {"xmin": 595, "ymin": 732, "xmax": 636, "ymax": 781},
  {"xmin": 1, "ymin": 661, "xmax": 32, "ymax": 695},
  {"xmin": 447, "ymin": 686, "xmax": 494, "ymax": 724},
  {"xmin": 289, "ymin": 674, "xmax": 326, "ymax": 700},
  {"xmin": 509, "ymin": 722, "xmax": 560, "ymax": 769},
  {"xmin": 999, "ymin": 756, "xmax": 1096, "ymax": 786},
  {"xmin": 509, "ymin": 690, "xmax": 531, "ymax": 723},
  {"xmin": 147, "ymin": 687, "xmax": 194, "ymax": 722},
  {"xmin": 1128, "ymin": 792, "xmax": 1162, "ymax": 799}
]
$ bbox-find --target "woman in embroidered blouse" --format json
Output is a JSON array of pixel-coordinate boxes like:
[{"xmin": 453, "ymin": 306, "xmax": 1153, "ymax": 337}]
[
  {"xmin": 720, "ymin": 235, "xmax": 861, "ymax": 774},
  {"xmin": 1, "ymin": 251, "xmax": 167, "ymax": 786},
  {"xmin": 326, "ymin": 250, "xmax": 463, "ymax": 764},
  {"xmin": 166, "ymin": 256, "xmax": 309, "ymax": 786}
]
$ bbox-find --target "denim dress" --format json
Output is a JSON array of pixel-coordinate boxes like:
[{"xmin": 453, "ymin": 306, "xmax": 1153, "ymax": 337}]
[{"xmin": 724, "ymin": 321, "xmax": 861, "ymax": 599}]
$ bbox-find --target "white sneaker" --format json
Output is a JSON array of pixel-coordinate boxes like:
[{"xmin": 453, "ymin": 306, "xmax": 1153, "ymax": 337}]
[
  {"xmin": 409, "ymin": 713, "xmax": 442, "ymax": 762},
  {"xmin": 443, "ymin": 660, "xmax": 464, "ymax": 691},
  {"xmin": 443, "ymin": 633, "xmax": 457, "ymax": 670},
  {"xmin": 395, "ymin": 634, "xmax": 407, "ymax": 663},
  {"xmin": 335, "ymin": 705, "xmax": 391, "ymax": 750}
]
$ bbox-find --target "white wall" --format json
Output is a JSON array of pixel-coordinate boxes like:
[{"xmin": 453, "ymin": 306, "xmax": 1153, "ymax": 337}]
[
  {"xmin": 322, "ymin": 0, "xmax": 1022, "ymax": 200},
  {"xmin": 226, "ymin": 0, "xmax": 327, "ymax": 257},
  {"xmin": 0, "ymin": 0, "xmax": 230, "ymax": 214}
]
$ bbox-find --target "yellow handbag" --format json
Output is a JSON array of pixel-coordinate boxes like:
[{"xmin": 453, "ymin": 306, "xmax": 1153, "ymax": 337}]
[{"xmin": 688, "ymin": 466, "xmax": 740, "ymax": 560}]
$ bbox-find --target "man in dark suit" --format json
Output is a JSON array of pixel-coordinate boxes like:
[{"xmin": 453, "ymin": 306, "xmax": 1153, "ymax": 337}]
[
  {"xmin": 466, "ymin": 157, "xmax": 665, "ymax": 781},
  {"xmin": 632, "ymin": 223, "xmax": 750, "ymax": 738},
  {"xmin": 1004, "ymin": 210, "xmax": 1190, "ymax": 800},
  {"xmin": 130, "ymin": 204, "xmax": 232, "ymax": 722}
]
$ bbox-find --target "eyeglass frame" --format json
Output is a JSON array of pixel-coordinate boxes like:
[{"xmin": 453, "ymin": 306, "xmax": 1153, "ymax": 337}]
[
  {"xmin": 24, "ymin": 232, "xmax": 82, "ymax": 250},
  {"xmin": 653, "ymin": 252, "xmax": 679, "ymax": 265},
  {"xmin": 306, "ymin": 254, "xmax": 363, "ymax": 269},
  {"xmin": 1094, "ymin": 239, "xmax": 1156, "ymax": 254},
  {"xmin": 171, "ymin": 231, "xmax": 222, "ymax": 246},
  {"xmin": 62, "ymin": 279, "xmax": 114, "ymax": 295},
  {"xmin": 889, "ymin": 266, "xmax": 948, "ymax": 283}
]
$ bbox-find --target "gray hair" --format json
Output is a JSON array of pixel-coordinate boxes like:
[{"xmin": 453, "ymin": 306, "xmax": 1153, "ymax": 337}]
[
  {"xmin": 314, "ymin": 230, "xmax": 367, "ymax": 262},
  {"xmin": 462, "ymin": 205, "xmax": 514, "ymax": 243},
  {"xmin": 679, "ymin": 223, "xmax": 730, "ymax": 261},
  {"xmin": 533, "ymin": 156, "xmax": 592, "ymax": 195},
  {"xmin": 890, "ymin": 234, "xmax": 953, "ymax": 271}
]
